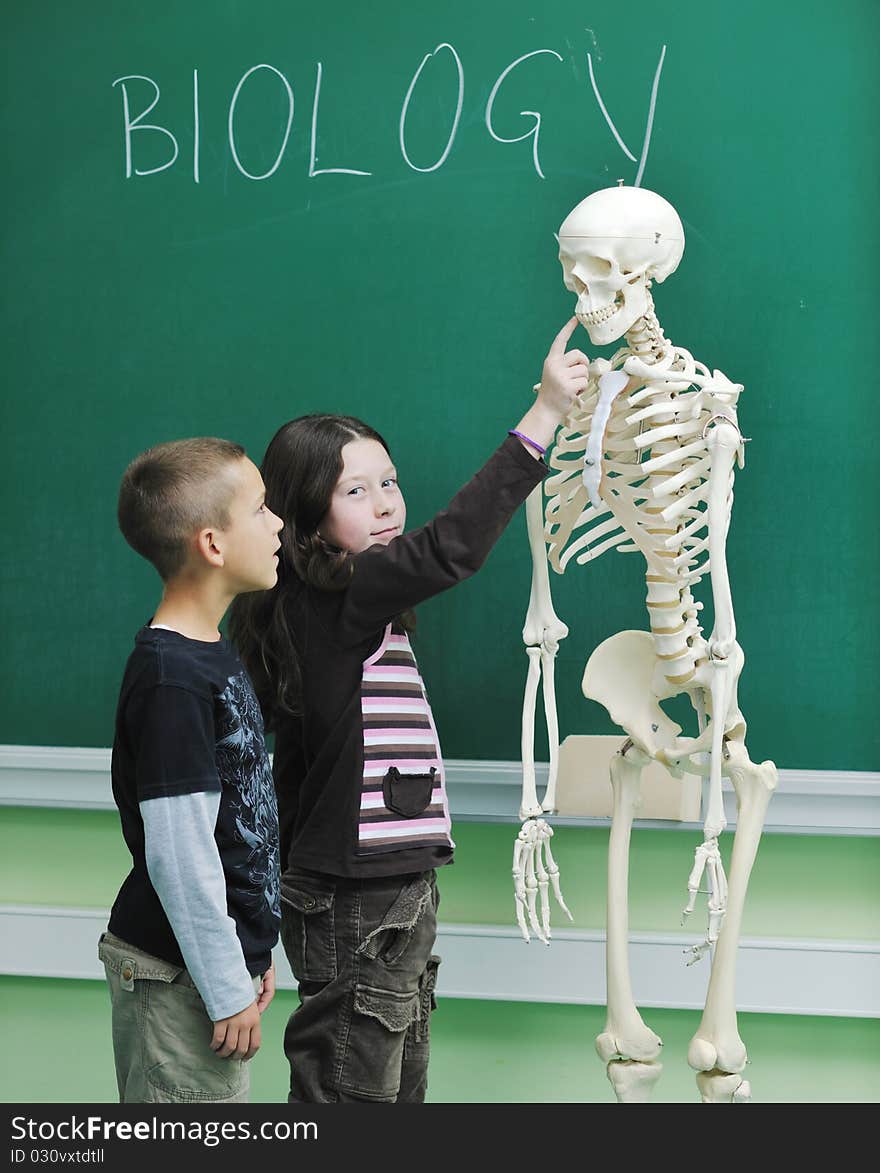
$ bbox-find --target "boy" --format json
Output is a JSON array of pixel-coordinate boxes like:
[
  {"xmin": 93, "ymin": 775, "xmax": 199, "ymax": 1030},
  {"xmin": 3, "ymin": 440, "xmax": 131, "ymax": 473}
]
[{"xmin": 99, "ymin": 436, "xmax": 284, "ymax": 1103}]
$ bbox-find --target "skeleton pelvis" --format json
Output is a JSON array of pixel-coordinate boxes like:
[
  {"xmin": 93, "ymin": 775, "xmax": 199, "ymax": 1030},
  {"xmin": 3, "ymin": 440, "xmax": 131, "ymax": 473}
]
[{"xmin": 582, "ymin": 630, "xmax": 682, "ymax": 757}]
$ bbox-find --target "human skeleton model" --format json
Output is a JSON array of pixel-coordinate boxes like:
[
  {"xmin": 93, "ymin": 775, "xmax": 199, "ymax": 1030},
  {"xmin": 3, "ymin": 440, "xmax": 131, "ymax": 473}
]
[{"xmin": 512, "ymin": 185, "xmax": 778, "ymax": 1104}]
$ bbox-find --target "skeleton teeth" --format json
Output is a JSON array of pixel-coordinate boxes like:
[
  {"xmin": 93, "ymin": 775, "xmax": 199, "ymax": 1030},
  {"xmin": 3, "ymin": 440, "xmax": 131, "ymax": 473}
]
[{"xmin": 578, "ymin": 298, "xmax": 621, "ymax": 326}]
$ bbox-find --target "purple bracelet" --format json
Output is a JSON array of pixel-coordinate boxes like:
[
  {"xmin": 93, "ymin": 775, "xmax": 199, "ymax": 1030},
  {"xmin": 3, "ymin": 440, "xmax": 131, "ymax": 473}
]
[{"xmin": 508, "ymin": 428, "xmax": 547, "ymax": 456}]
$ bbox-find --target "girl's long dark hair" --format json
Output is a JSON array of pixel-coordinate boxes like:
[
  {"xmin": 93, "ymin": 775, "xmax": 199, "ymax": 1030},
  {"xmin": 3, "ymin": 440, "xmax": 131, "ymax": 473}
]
[{"xmin": 228, "ymin": 414, "xmax": 392, "ymax": 731}]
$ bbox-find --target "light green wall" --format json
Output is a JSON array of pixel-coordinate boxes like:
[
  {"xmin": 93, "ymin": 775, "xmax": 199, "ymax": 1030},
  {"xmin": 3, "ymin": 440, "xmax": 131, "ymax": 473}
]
[{"xmin": 3, "ymin": 808, "xmax": 878, "ymax": 941}]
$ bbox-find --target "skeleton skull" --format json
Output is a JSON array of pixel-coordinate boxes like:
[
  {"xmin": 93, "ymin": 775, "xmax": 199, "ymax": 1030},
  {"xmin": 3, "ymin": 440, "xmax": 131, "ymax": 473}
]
[{"xmin": 558, "ymin": 186, "xmax": 685, "ymax": 345}]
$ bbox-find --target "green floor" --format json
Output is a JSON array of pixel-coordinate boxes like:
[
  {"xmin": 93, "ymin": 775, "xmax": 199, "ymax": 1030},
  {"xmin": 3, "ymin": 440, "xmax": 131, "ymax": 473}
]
[{"xmin": 2, "ymin": 977, "xmax": 878, "ymax": 1104}]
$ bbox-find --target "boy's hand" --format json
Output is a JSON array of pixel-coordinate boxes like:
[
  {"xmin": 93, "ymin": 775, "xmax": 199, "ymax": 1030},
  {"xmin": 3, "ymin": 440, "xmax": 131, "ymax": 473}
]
[
  {"xmin": 536, "ymin": 316, "xmax": 590, "ymax": 421},
  {"xmin": 256, "ymin": 961, "xmax": 276, "ymax": 1013},
  {"xmin": 211, "ymin": 1001, "xmax": 262, "ymax": 1060}
]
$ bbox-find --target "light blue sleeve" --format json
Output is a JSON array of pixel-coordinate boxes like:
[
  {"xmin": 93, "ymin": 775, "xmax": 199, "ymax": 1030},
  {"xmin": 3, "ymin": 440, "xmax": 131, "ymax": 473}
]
[{"xmin": 141, "ymin": 791, "xmax": 257, "ymax": 1022}]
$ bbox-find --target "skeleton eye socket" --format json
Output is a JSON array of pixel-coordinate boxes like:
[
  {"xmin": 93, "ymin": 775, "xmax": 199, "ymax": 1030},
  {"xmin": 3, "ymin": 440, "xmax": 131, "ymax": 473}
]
[{"xmin": 581, "ymin": 257, "xmax": 613, "ymax": 278}]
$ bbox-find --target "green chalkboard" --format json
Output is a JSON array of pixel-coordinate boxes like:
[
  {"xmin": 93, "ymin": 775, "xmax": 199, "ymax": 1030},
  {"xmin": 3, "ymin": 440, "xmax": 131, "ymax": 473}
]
[{"xmin": 3, "ymin": 0, "xmax": 879, "ymax": 771}]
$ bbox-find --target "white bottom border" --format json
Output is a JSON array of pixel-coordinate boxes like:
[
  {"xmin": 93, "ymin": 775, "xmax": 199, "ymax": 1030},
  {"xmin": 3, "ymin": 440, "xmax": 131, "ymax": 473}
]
[{"xmin": 2, "ymin": 904, "xmax": 877, "ymax": 1018}]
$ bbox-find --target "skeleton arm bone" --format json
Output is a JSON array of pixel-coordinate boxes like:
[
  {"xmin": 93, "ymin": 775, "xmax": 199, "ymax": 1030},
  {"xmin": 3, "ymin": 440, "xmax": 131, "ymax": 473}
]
[
  {"xmin": 517, "ymin": 318, "xmax": 592, "ymax": 816},
  {"xmin": 704, "ymin": 420, "xmax": 740, "ymax": 659},
  {"xmin": 519, "ymin": 646, "xmax": 543, "ymax": 819},
  {"xmin": 515, "ymin": 485, "xmax": 574, "ymax": 941},
  {"xmin": 539, "ymin": 642, "xmax": 562, "ymax": 811},
  {"xmin": 514, "ymin": 320, "xmax": 596, "ymax": 942},
  {"xmin": 520, "ymin": 484, "xmax": 568, "ymax": 817},
  {"xmin": 676, "ymin": 421, "xmax": 743, "ymax": 933}
]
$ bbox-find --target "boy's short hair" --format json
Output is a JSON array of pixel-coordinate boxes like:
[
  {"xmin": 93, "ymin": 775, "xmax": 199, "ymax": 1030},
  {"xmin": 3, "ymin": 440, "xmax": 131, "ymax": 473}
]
[{"xmin": 118, "ymin": 437, "xmax": 246, "ymax": 581}]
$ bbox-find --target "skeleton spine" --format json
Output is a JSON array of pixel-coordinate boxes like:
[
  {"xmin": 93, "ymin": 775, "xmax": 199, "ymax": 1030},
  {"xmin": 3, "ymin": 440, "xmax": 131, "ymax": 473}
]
[{"xmin": 626, "ymin": 302, "xmax": 703, "ymax": 686}]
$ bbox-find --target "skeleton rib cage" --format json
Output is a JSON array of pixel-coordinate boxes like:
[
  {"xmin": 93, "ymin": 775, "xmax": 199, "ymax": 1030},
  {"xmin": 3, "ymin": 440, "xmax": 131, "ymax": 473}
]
[{"xmin": 545, "ymin": 345, "xmax": 743, "ymax": 688}]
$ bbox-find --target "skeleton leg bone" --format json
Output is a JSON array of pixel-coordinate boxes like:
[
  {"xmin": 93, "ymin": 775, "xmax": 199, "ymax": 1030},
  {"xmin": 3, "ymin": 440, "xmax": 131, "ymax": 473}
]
[
  {"xmin": 595, "ymin": 740, "xmax": 664, "ymax": 1101},
  {"xmin": 696, "ymin": 1071, "xmax": 752, "ymax": 1104},
  {"xmin": 687, "ymin": 743, "xmax": 778, "ymax": 1097}
]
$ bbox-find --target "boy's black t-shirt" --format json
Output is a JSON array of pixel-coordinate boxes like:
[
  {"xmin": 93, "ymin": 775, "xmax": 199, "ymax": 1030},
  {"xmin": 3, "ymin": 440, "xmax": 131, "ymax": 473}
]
[{"xmin": 108, "ymin": 627, "xmax": 280, "ymax": 976}]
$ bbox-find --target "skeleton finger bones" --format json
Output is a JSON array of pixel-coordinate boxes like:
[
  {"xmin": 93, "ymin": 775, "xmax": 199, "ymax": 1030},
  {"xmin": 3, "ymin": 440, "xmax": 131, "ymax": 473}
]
[
  {"xmin": 681, "ymin": 836, "xmax": 728, "ymax": 965},
  {"xmin": 512, "ymin": 817, "xmax": 572, "ymax": 943}
]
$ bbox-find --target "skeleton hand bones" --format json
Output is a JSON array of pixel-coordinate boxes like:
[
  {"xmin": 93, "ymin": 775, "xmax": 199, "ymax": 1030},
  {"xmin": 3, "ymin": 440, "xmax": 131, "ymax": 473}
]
[{"xmin": 513, "ymin": 817, "xmax": 572, "ymax": 943}]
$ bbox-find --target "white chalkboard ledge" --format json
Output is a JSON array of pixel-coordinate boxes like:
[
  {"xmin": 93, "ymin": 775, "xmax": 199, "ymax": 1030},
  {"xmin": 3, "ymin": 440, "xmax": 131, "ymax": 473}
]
[{"xmin": 0, "ymin": 743, "xmax": 878, "ymax": 836}]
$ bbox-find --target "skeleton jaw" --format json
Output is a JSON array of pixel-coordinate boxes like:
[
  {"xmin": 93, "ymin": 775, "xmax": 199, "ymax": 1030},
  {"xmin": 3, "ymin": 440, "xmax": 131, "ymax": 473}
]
[
  {"xmin": 575, "ymin": 280, "xmax": 650, "ymax": 346},
  {"xmin": 576, "ymin": 293, "xmax": 623, "ymax": 328}
]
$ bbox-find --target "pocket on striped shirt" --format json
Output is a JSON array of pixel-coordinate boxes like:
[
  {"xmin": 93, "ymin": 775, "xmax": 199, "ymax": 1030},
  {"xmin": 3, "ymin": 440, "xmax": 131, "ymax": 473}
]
[{"xmin": 382, "ymin": 766, "xmax": 436, "ymax": 818}]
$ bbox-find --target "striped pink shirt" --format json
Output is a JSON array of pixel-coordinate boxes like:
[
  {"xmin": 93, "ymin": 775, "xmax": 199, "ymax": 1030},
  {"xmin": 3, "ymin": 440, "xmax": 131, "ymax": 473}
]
[{"xmin": 356, "ymin": 623, "xmax": 454, "ymax": 856}]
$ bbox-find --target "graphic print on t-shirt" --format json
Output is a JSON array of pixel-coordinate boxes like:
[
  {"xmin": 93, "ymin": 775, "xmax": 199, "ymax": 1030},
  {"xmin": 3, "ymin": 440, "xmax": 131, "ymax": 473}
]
[
  {"xmin": 216, "ymin": 671, "xmax": 281, "ymax": 919},
  {"xmin": 357, "ymin": 623, "xmax": 454, "ymax": 856}
]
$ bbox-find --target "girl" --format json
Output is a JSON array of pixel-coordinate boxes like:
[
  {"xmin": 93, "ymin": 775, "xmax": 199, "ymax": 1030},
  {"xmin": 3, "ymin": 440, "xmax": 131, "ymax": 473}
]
[{"xmin": 229, "ymin": 317, "xmax": 589, "ymax": 1103}]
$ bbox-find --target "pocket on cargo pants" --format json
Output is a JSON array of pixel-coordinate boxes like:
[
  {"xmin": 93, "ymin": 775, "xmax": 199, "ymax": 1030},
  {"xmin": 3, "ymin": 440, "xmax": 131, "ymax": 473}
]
[
  {"xmin": 339, "ymin": 871, "xmax": 439, "ymax": 1101},
  {"xmin": 98, "ymin": 931, "xmax": 249, "ymax": 1104},
  {"xmin": 280, "ymin": 868, "xmax": 338, "ymax": 985}
]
